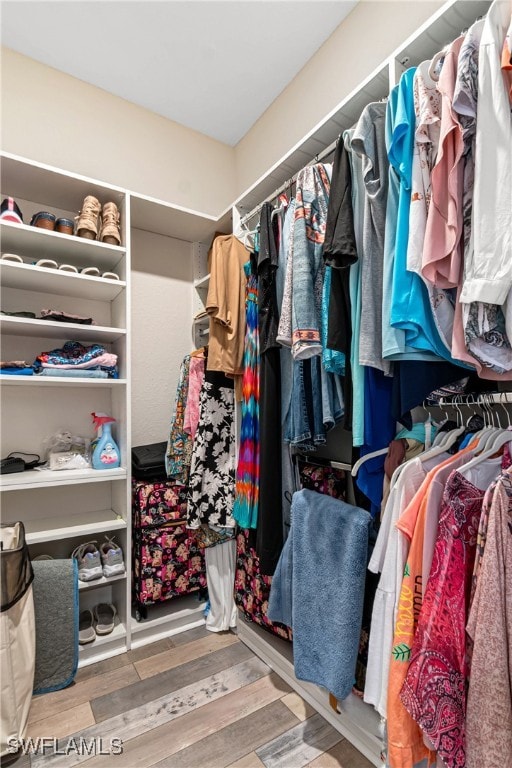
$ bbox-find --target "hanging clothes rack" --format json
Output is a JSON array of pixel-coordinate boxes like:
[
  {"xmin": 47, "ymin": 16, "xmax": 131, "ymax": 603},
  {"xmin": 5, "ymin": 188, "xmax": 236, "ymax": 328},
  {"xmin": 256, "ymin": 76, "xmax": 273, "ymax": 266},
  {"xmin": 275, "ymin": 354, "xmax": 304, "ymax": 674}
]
[{"xmin": 239, "ymin": 136, "xmax": 339, "ymax": 227}]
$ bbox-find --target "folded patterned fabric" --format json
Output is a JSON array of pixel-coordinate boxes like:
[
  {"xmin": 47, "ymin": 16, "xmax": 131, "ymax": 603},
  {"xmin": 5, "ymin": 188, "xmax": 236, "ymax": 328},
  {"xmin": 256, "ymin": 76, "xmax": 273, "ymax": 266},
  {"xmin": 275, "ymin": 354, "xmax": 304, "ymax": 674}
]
[
  {"xmin": 39, "ymin": 309, "xmax": 95, "ymax": 325},
  {"xmin": 37, "ymin": 369, "xmax": 108, "ymax": 379},
  {"xmin": 40, "ymin": 352, "xmax": 117, "ymax": 370},
  {"xmin": 35, "ymin": 341, "xmax": 107, "ymax": 367}
]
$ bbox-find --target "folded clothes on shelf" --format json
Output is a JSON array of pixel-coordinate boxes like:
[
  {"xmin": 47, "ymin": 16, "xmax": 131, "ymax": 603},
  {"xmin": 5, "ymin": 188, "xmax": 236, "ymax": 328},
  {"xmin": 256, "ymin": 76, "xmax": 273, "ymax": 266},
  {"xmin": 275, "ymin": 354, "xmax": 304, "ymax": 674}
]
[
  {"xmin": 33, "ymin": 341, "xmax": 119, "ymax": 378},
  {"xmin": 0, "ymin": 360, "xmax": 31, "ymax": 369},
  {"xmin": 36, "ymin": 369, "xmax": 109, "ymax": 379},
  {"xmin": 39, "ymin": 309, "xmax": 96, "ymax": 325},
  {"xmin": 40, "ymin": 352, "xmax": 118, "ymax": 369},
  {"xmin": 0, "ymin": 367, "xmax": 34, "ymax": 376}
]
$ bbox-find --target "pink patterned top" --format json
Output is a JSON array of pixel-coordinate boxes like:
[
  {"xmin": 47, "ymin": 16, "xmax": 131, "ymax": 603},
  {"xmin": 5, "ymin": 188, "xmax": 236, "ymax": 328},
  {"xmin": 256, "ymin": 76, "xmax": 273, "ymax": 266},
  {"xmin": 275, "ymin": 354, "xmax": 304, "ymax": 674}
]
[
  {"xmin": 399, "ymin": 469, "xmax": 484, "ymax": 768},
  {"xmin": 183, "ymin": 355, "xmax": 205, "ymax": 439}
]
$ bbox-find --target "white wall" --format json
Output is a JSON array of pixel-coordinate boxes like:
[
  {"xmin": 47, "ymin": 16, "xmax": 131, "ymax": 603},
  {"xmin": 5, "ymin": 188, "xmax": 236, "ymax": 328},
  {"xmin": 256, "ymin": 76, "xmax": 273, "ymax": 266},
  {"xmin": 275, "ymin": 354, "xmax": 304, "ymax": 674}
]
[
  {"xmin": 234, "ymin": 0, "xmax": 444, "ymax": 196},
  {"xmin": 130, "ymin": 229, "xmax": 194, "ymax": 446},
  {"xmin": 1, "ymin": 48, "xmax": 236, "ymax": 217}
]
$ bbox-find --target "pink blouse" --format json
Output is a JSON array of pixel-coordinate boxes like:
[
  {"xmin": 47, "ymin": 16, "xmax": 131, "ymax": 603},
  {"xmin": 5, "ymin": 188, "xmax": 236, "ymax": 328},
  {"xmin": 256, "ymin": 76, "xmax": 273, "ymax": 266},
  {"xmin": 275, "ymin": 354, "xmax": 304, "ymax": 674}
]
[{"xmin": 183, "ymin": 355, "xmax": 205, "ymax": 439}]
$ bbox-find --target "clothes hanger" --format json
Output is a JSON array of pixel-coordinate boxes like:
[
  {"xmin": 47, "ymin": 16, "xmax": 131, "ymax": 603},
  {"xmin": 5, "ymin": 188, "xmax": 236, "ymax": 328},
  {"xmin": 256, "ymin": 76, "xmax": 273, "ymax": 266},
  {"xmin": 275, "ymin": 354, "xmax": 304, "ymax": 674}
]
[
  {"xmin": 271, "ymin": 193, "xmax": 288, "ymax": 221},
  {"xmin": 351, "ymin": 447, "xmax": 389, "ymax": 477},
  {"xmin": 428, "ymin": 45, "xmax": 449, "ymax": 82},
  {"xmin": 459, "ymin": 424, "xmax": 512, "ymax": 476}
]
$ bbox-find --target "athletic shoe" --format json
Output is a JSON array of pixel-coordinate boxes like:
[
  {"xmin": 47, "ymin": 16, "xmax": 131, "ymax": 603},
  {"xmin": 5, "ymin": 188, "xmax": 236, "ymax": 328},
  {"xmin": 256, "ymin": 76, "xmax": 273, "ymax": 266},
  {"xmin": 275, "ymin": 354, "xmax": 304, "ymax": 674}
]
[
  {"xmin": 99, "ymin": 537, "xmax": 125, "ymax": 578},
  {"xmin": 71, "ymin": 541, "xmax": 102, "ymax": 581}
]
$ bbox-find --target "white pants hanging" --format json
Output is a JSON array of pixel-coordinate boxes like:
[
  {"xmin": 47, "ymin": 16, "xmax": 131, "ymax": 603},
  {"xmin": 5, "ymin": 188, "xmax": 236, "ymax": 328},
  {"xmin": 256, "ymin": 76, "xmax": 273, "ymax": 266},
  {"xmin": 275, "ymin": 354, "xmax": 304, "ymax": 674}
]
[{"xmin": 205, "ymin": 539, "xmax": 237, "ymax": 632}]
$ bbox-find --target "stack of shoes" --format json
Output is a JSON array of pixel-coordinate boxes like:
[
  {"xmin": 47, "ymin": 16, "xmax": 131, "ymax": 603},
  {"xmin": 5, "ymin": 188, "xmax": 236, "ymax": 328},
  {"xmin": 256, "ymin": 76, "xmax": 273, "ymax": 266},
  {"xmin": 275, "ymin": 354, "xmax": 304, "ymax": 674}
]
[{"xmin": 79, "ymin": 603, "xmax": 117, "ymax": 645}]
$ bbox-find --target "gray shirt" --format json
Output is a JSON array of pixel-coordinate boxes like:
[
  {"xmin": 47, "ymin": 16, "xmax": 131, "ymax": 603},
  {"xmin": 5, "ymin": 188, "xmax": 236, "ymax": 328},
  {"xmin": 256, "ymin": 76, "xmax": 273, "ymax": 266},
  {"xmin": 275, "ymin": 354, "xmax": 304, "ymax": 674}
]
[{"xmin": 351, "ymin": 101, "xmax": 390, "ymax": 374}]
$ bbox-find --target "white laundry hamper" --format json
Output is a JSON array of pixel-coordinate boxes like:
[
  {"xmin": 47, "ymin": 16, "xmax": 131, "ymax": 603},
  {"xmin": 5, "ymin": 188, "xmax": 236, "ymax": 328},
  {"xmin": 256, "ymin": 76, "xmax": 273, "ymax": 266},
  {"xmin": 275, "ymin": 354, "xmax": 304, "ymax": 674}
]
[{"xmin": 1, "ymin": 522, "xmax": 35, "ymax": 761}]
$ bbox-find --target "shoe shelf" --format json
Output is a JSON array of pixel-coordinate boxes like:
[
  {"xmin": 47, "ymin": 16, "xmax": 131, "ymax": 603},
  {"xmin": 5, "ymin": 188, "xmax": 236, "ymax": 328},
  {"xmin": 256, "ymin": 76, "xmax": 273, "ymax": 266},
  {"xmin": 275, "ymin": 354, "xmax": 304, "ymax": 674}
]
[
  {"xmin": 0, "ymin": 375, "xmax": 127, "ymax": 387},
  {"xmin": 78, "ymin": 622, "xmax": 127, "ymax": 666},
  {"xmin": 0, "ymin": 260, "xmax": 126, "ymax": 301},
  {"xmin": 0, "ymin": 220, "xmax": 125, "ymax": 271},
  {"xmin": 23, "ymin": 509, "xmax": 126, "ymax": 544},
  {"xmin": 0, "ymin": 467, "xmax": 127, "ymax": 492},
  {"xmin": 0, "ymin": 314, "xmax": 126, "ymax": 342},
  {"xmin": 78, "ymin": 572, "xmax": 127, "ymax": 591}
]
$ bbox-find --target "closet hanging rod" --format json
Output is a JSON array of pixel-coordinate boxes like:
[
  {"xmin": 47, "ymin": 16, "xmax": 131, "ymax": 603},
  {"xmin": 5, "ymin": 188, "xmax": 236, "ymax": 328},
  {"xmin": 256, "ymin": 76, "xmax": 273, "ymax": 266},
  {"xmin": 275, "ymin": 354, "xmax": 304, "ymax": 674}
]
[
  {"xmin": 239, "ymin": 137, "xmax": 339, "ymax": 227},
  {"xmin": 434, "ymin": 392, "xmax": 512, "ymax": 407}
]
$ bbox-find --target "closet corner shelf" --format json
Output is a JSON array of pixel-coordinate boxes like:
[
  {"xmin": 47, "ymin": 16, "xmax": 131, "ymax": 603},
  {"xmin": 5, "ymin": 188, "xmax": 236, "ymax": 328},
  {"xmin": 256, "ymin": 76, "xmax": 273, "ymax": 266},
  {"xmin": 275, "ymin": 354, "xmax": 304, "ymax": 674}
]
[
  {"xmin": 0, "ymin": 260, "xmax": 126, "ymax": 301},
  {"xmin": 24, "ymin": 509, "xmax": 126, "ymax": 544},
  {"xmin": 130, "ymin": 593, "xmax": 207, "ymax": 643},
  {"xmin": 0, "ymin": 375, "xmax": 127, "ymax": 387},
  {"xmin": 193, "ymin": 273, "xmax": 210, "ymax": 289},
  {"xmin": 78, "ymin": 573, "xmax": 127, "ymax": 591},
  {"xmin": 0, "ymin": 220, "xmax": 126, "ymax": 271},
  {"xmin": 0, "ymin": 315, "xmax": 126, "ymax": 343},
  {"xmin": 0, "ymin": 467, "xmax": 127, "ymax": 492}
]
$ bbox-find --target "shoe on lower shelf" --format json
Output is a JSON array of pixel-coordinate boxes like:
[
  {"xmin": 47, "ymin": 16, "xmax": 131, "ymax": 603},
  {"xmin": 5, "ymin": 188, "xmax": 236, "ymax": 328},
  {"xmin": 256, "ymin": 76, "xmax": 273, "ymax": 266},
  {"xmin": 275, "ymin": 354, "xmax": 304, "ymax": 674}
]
[
  {"xmin": 79, "ymin": 609, "xmax": 96, "ymax": 644},
  {"xmin": 71, "ymin": 541, "xmax": 103, "ymax": 582},
  {"xmin": 100, "ymin": 537, "xmax": 125, "ymax": 578},
  {"xmin": 93, "ymin": 603, "xmax": 116, "ymax": 635}
]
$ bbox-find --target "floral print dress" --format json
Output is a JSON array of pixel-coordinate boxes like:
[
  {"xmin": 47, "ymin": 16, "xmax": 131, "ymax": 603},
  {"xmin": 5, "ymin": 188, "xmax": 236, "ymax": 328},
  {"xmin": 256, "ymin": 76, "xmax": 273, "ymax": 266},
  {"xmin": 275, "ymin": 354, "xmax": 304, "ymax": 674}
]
[{"xmin": 186, "ymin": 373, "xmax": 236, "ymax": 529}]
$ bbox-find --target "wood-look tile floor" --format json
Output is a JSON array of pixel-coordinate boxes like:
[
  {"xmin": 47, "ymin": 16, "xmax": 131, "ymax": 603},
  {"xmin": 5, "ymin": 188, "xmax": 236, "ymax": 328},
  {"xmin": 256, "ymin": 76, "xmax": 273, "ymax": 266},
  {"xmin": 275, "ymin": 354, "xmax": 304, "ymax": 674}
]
[{"xmin": 22, "ymin": 625, "xmax": 374, "ymax": 768}]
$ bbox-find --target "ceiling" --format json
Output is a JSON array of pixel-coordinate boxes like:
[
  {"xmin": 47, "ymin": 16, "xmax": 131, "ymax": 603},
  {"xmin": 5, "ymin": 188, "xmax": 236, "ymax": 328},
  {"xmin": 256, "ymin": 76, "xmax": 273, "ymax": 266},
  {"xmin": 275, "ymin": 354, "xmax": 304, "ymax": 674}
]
[{"xmin": 1, "ymin": 1, "xmax": 357, "ymax": 146}]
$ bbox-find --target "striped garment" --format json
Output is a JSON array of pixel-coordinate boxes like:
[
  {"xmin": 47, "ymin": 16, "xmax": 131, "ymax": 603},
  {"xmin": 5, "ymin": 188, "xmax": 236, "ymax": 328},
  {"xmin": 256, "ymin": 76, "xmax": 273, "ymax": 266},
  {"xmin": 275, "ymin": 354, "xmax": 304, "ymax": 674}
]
[{"xmin": 233, "ymin": 262, "xmax": 260, "ymax": 529}]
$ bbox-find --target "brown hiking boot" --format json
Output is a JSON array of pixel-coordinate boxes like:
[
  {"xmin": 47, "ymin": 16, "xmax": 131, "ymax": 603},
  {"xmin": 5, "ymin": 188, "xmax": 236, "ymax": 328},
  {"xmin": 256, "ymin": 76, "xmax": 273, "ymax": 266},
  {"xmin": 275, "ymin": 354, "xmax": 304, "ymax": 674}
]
[
  {"xmin": 76, "ymin": 195, "xmax": 101, "ymax": 240},
  {"xmin": 100, "ymin": 202, "xmax": 121, "ymax": 246}
]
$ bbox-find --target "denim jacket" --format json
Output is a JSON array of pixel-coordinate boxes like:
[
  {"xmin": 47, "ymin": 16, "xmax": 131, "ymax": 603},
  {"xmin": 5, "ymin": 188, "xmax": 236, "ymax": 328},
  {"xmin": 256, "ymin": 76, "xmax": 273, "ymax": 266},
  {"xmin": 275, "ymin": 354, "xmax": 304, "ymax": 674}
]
[{"xmin": 291, "ymin": 164, "xmax": 331, "ymax": 360}]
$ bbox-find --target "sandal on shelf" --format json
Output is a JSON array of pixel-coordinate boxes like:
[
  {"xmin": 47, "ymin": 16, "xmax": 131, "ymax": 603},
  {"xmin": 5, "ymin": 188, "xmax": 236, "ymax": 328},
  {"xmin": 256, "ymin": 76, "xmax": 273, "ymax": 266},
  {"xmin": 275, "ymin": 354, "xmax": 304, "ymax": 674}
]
[
  {"xmin": 34, "ymin": 259, "xmax": 58, "ymax": 269},
  {"xmin": 55, "ymin": 218, "xmax": 74, "ymax": 235},
  {"xmin": 101, "ymin": 271, "xmax": 120, "ymax": 281},
  {"xmin": 30, "ymin": 211, "xmax": 56, "ymax": 231},
  {"xmin": 79, "ymin": 609, "xmax": 96, "ymax": 645},
  {"xmin": 58, "ymin": 264, "xmax": 79, "ymax": 273},
  {"xmin": 80, "ymin": 266, "xmax": 101, "ymax": 277},
  {"xmin": 1, "ymin": 253, "xmax": 23, "ymax": 263},
  {"xmin": 76, "ymin": 196, "xmax": 101, "ymax": 240},
  {"xmin": 93, "ymin": 603, "xmax": 116, "ymax": 635}
]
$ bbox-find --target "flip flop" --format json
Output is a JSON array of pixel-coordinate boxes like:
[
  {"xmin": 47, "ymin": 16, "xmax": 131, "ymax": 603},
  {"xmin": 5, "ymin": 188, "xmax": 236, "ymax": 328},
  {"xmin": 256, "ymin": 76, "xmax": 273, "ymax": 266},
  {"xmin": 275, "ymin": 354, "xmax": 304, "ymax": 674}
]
[
  {"xmin": 1, "ymin": 253, "xmax": 23, "ymax": 263},
  {"xmin": 79, "ymin": 609, "xmax": 96, "ymax": 645},
  {"xmin": 35, "ymin": 259, "xmax": 58, "ymax": 269},
  {"xmin": 93, "ymin": 602, "xmax": 116, "ymax": 635},
  {"xmin": 101, "ymin": 271, "xmax": 120, "ymax": 281},
  {"xmin": 58, "ymin": 264, "xmax": 79, "ymax": 273},
  {"xmin": 81, "ymin": 267, "xmax": 101, "ymax": 277}
]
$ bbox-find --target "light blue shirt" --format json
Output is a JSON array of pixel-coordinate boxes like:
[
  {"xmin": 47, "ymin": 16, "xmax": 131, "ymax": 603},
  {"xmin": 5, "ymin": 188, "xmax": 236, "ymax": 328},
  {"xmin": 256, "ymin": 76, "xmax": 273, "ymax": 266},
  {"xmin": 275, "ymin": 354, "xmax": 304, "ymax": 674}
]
[{"xmin": 389, "ymin": 68, "xmax": 457, "ymax": 362}]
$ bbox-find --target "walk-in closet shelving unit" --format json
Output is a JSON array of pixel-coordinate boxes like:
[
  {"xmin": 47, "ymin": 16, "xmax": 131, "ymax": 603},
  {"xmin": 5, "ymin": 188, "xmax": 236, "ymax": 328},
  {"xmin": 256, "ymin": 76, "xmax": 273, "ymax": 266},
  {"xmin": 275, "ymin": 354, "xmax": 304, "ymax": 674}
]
[
  {"xmin": 0, "ymin": 153, "xmax": 130, "ymax": 665},
  {"xmin": 227, "ymin": 1, "xmax": 491, "ymax": 764},
  {"xmin": 0, "ymin": 153, "xmax": 229, "ymax": 661}
]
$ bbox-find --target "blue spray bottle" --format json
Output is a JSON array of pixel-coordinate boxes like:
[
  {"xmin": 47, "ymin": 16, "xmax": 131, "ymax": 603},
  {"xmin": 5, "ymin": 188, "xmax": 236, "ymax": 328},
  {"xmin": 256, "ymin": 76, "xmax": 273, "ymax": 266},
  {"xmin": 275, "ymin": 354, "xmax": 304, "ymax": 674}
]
[{"xmin": 91, "ymin": 412, "xmax": 121, "ymax": 470}]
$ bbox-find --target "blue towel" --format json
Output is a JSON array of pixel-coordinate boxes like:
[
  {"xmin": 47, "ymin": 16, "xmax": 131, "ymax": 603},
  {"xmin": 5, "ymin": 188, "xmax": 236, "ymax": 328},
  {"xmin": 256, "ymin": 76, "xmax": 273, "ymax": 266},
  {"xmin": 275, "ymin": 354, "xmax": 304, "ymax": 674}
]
[{"xmin": 268, "ymin": 488, "xmax": 371, "ymax": 700}]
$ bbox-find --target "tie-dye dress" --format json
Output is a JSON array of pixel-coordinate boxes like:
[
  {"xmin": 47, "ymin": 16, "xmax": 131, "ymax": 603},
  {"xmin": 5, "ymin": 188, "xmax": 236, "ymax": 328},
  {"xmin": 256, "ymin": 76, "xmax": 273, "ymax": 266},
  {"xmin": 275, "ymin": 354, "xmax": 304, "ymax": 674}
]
[{"xmin": 233, "ymin": 261, "xmax": 260, "ymax": 528}]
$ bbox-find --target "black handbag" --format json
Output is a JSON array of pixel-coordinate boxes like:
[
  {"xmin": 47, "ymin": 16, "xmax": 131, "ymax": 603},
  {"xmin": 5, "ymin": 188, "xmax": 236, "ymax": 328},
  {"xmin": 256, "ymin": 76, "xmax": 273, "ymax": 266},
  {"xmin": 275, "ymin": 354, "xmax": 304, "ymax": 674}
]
[{"xmin": 131, "ymin": 442, "xmax": 167, "ymax": 480}]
